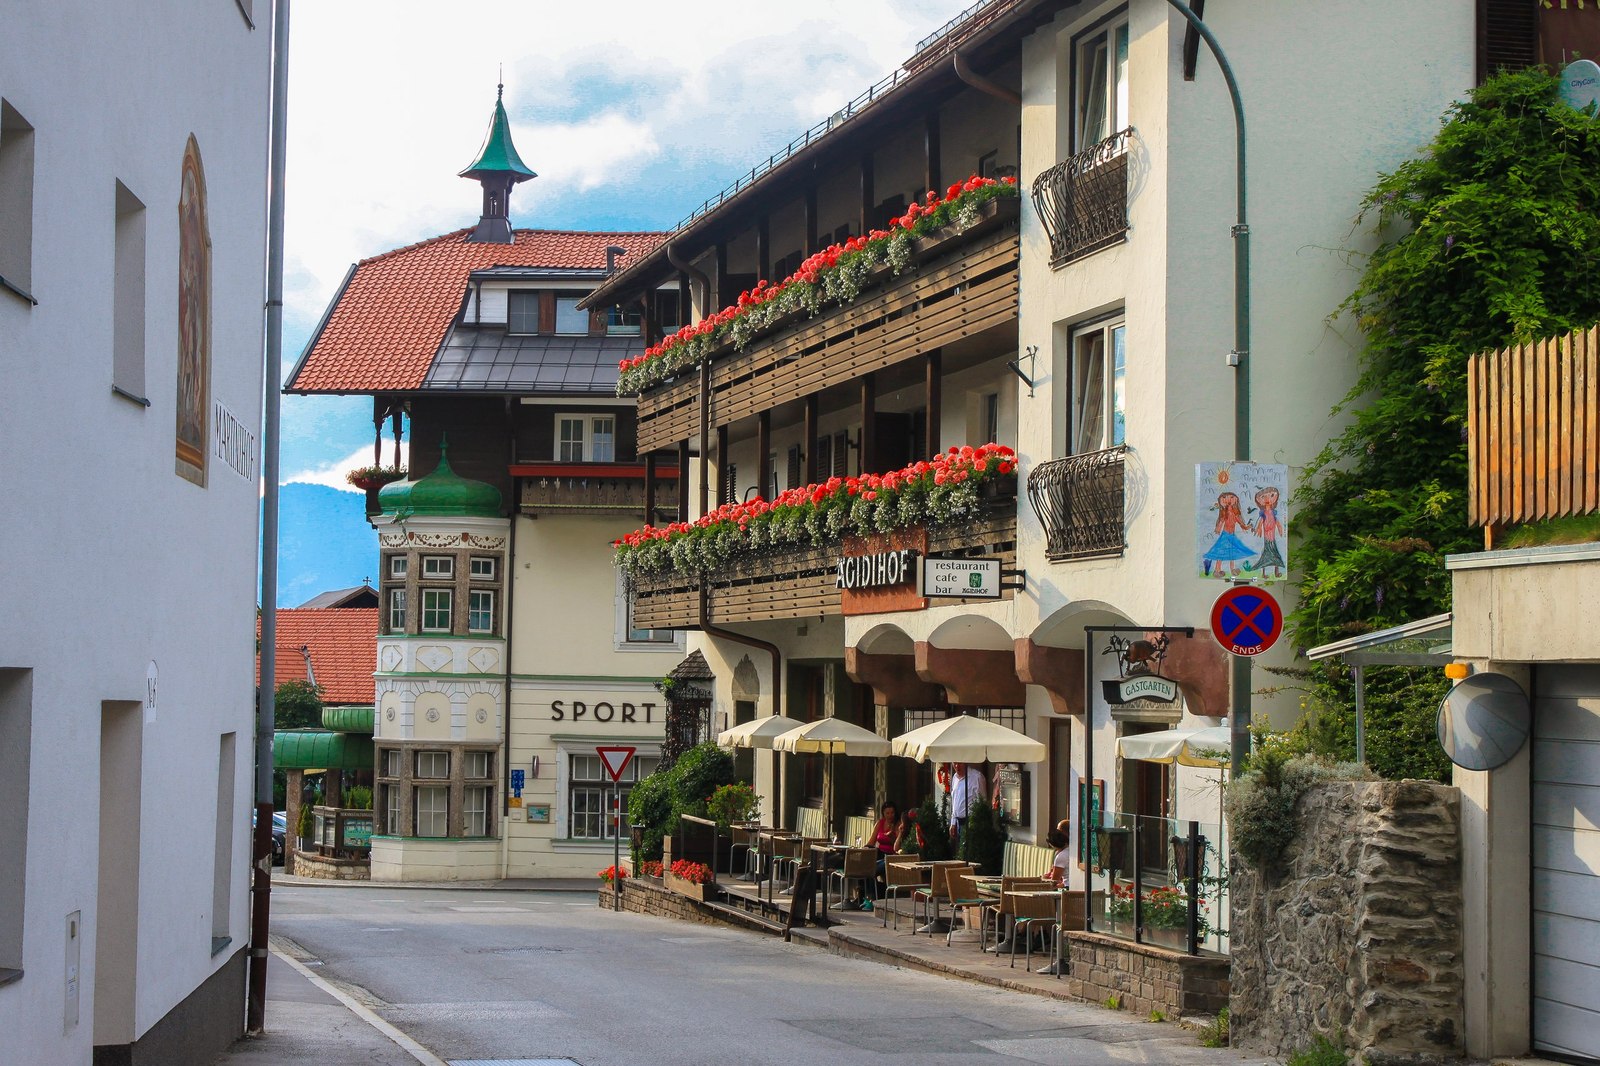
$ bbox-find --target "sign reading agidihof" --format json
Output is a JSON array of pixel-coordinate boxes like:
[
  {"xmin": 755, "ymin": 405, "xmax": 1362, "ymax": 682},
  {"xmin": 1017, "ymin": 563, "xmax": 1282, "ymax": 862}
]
[
  {"xmin": 836, "ymin": 549, "xmax": 915, "ymax": 591},
  {"xmin": 921, "ymin": 557, "xmax": 1001, "ymax": 599},
  {"xmin": 1195, "ymin": 462, "xmax": 1289, "ymax": 582}
]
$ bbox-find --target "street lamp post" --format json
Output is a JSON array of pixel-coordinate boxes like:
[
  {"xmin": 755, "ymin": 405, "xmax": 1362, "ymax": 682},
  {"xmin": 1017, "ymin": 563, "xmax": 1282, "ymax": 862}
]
[{"xmin": 1164, "ymin": 0, "xmax": 1253, "ymax": 775}]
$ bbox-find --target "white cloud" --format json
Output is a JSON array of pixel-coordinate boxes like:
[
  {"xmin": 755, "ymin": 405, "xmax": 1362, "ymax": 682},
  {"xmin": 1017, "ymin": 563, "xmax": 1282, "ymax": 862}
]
[
  {"xmin": 282, "ymin": 0, "xmax": 974, "ymax": 332},
  {"xmin": 284, "ymin": 442, "xmax": 411, "ymax": 494}
]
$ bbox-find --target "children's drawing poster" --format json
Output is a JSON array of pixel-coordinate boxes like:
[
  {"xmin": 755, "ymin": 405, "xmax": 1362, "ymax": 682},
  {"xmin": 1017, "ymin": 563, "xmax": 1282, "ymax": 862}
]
[{"xmin": 1195, "ymin": 462, "xmax": 1289, "ymax": 582}]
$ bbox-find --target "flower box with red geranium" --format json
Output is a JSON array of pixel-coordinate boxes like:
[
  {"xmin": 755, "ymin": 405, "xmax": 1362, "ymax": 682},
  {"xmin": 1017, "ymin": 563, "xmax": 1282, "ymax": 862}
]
[
  {"xmin": 616, "ymin": 175, "xmax": 1019, "ymax": 397},
  {"xmin": 346, "ymin": 464, "xmax": 406, "ymax": 492},
  {"xmin": 597, "ymin": 864, "xmax": 628, "ymax": 885},
  {"xmin": 613, "ymin": 443, "xmax": 1018, "ymax": 582},
  {"xmin": 664, "ymin": 858, "xmax": 716, "ymax": 900}
]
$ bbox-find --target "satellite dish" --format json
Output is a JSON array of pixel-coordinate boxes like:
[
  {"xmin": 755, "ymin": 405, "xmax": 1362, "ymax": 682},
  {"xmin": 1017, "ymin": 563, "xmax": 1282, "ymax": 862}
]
[{"xmin": 1437, "ymin": 672, "xmax": 1531, "ymax": 771}]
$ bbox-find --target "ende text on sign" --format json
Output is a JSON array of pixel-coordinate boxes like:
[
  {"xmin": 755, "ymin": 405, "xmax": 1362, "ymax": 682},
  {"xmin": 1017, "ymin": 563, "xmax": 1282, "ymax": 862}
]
[{"xmin": 835, "ymin": 549, "xmax": 915, "ymax": 591}]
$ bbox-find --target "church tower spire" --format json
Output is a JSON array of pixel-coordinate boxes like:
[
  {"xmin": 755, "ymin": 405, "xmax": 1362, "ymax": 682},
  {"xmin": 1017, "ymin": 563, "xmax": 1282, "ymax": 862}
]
[{"xmin": 459, "ymin": 82, "xmax": 536, "ymax": 244}]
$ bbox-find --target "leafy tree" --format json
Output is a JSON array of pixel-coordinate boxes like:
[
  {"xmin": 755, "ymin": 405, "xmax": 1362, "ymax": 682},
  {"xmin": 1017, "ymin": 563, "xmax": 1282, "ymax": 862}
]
[
  {"xmin": 273, "ymin": 679, "xmax": 324, "ymax": 730},
  {"xmin": 1290, "ymin": 69, "xmax": 1600, "ymax": 779}
]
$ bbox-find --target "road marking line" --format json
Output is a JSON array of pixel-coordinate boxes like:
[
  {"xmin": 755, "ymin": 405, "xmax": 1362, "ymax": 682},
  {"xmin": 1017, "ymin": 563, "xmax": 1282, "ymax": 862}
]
[{"xmin": 271, "ymin": 946, "xmax": 449, "ymax": 1066}]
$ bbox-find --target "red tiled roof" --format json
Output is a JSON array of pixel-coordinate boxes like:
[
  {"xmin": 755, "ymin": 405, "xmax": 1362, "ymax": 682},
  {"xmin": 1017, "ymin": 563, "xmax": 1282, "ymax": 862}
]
[
  {"xmin": 255, "ymin": 608, "xmax": 380, "ymax": 705},
  {"xmin": 288, "ymin": 228, "xmax": 666, "ymax": 394}
]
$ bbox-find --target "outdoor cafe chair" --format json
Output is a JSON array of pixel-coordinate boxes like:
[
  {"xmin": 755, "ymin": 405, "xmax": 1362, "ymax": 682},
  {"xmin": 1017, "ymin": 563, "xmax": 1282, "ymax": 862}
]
[
  {"xmin": 769, "ymin": 834, "xmax": 803, "ymax": 892},
  {"xmin": 731, "ymin": 825, "xmax": 763, "ymax": 881},
  {"xmin": 1008, "ymin": 889, "xmax": 1060, "ymax": 972},
  {"xmin": 911, "ymin": 861, "xmax": 971, "ymax": 938},
  {"xmin": 881, "ymin": 855, "xmax": 925, "ymax": 930},
  {"xmin": 828, "ymin": 847, "xmax": 878, "ymax": 910},
  {"xmin": 945, "ymin": 872, "xmax": 989, "ymax": 947},
  {"xmin": 983, "ymin": 876, "xmax": 1052, "ymax": 952}
]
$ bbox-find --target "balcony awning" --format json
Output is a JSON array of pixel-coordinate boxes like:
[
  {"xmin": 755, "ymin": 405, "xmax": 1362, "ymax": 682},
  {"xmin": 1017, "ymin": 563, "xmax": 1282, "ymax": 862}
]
[
  {"xmin": 273, "ymin": 730, "xmax": 374, "ymax": 771},
  {"xmin": 1305, "ymin": 613, "xmax": 1453, "ymax": 666}
]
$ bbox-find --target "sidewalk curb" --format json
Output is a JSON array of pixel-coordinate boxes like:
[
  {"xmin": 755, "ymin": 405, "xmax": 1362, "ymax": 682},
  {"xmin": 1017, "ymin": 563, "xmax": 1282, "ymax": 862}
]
[
  {"xmin": 270, "ymin": 873, "xmax": 595, "ymax": 892},
  {"xmin": 271, "ymin": 946, "xmax": 449, "ymax": 1066}
]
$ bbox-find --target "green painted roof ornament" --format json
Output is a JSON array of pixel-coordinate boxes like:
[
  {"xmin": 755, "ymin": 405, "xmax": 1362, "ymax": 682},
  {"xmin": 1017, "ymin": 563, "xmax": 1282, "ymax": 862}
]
[
  {"xmin": 460, "ymin": 82, "xmax": 536, "ymax": 183},
  {"xmin": 378, "ymin": 435, "xmax": 502, "ymax": 518}
]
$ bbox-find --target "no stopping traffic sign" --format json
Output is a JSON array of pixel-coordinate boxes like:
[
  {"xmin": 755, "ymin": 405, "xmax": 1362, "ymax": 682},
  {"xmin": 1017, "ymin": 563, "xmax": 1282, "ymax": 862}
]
[{"xmin": 1210, "ymin": 586, "xmax": 1283, "ymax": 657}]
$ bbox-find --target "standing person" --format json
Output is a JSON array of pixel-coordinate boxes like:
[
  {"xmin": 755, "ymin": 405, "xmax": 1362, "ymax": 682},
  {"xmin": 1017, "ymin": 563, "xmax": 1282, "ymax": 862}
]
[{"xmin": 948, "ymin": 762, "xmax": 987, "ymax": 842}]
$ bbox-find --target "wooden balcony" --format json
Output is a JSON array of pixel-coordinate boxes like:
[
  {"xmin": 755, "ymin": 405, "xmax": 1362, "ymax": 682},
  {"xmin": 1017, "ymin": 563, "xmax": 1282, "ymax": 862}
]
[
  {"xmin": 629, "ymin": 506, "xmax": 1017, "ymax": 631},
  {"xmin": 513, "ymin": 462, "xmax": 679, "ymax": 519},
  {"xmin": 1468, "ymin": 325, "xmax": 1600, "ymax": 534},
  {"xmin": 635, "ymin": 198, "xmax": 1019, "ymax": 454}
]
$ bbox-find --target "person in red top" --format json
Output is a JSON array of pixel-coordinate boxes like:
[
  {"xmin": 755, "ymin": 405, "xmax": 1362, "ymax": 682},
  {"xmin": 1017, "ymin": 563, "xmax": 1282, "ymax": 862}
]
[{"xmin": 846, "ymin": 801, "xmax": 902, "ymax": 910}]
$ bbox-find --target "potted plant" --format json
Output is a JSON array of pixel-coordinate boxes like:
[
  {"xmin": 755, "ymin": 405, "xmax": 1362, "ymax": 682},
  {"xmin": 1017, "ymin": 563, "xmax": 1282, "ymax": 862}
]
[
  {"xmin": 346, "ymin": 464, "xmax": 406, "ymax": 491},
  {"xmin": 664, "ymin": 858, "xmax": 716, "ymax": 901}
]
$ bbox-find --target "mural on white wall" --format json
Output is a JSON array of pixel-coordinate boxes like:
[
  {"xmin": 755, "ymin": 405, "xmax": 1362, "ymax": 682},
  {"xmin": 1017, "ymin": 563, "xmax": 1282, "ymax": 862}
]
[{"xmin": 1194, "ymin": 462, "xmax": 1289, "ymax": 582}]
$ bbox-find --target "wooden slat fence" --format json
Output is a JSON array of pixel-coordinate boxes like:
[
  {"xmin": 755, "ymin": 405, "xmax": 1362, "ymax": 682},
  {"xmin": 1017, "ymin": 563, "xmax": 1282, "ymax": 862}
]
[{"xmin": 1468, "ymin": 325, "xmax": 1600, "ymax": 529}]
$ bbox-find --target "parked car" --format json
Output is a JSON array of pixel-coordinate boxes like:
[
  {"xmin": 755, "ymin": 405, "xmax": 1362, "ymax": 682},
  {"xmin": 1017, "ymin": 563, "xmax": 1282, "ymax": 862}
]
[{"xmin": 253, "ymin": 810, "xmax": 288, "ymax": 865}]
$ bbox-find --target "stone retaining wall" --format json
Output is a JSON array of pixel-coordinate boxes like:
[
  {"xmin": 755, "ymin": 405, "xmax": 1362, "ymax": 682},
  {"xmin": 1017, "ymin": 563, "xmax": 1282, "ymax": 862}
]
[
  {"xmin": 1231, "ymin": 779, "xmax": 1463, "ymax": 1063},
  {"xmin": 291, "ymin": 850, "xmax": 370, "ymax": 880},
  {"xmin": 1060, "ymin": 932, "xmax": 1229, "ymax": 1018}
]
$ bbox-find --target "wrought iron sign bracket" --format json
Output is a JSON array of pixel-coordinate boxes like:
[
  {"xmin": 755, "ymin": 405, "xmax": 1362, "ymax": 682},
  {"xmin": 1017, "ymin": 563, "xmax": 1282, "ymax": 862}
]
[
  {"xmin": 1006, "ymin": 345, "xmax": 1038, "ymax": 396},
  {"xmin": 1000, "ymin": 567, "xmax": 1026, "ymax": 591}
]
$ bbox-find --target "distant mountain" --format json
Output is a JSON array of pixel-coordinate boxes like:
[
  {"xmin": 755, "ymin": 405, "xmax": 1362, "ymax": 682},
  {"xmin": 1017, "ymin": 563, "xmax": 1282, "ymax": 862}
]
[{"xmin": 274, "ymin": 482, "xmax": 375, "ymax": 606}]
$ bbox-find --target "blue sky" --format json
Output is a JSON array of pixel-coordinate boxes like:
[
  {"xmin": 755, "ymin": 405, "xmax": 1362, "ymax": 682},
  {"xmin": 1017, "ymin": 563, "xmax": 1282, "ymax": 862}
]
[{"xmin": 273, "ymin": 0, "xmax": 973, "ymax": 600}]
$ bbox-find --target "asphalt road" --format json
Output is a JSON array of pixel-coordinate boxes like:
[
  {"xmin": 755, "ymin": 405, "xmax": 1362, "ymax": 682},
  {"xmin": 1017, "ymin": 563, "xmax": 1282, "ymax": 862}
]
[{"xmin": 261, "ymin": 884, "xmax": 1277, "ymax": 1066}]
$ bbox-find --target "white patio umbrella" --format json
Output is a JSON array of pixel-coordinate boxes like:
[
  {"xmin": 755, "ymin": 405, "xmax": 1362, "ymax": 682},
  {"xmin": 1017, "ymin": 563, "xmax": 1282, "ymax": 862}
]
[
  {"xmin": 773, "ymin": 718, "xmax": 891, "ymax": 835},
  {"xmin": 716, "ymin": 714, "xmax": 805, "ymax": 832},
  {"xmin": 716, "ymin": 714, "xmax": 805, "ymax": 750},
  {"xmin": 1116, "ymin": 726, "xmax": 1232, "ymax": 840},
  {"xmin": 1115, "ymin": 726, "xmax": 1232, "ymax": 768},
  {"xmin": 891, "ymin": 714, "xmax": 1047, "ymax": 764}
]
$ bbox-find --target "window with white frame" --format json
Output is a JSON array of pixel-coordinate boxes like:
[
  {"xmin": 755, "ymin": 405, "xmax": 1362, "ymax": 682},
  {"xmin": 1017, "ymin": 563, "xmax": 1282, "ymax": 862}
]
[
  {"xmin": 415, "ymin": 786, "xmax": 448, "ymax": 837},
  {"xmin": 383, "ymin": 785, "xmax": 401, "ymax": 835},
  {"xmin": 566, "ymin": 753, "xmax": 659, "ymax": 840},
  {"xmin": 554, "ymin": 296, "xmax": 588, "ymax": 335},
  {"xmin": 470, "ymin": 557, "xmax": 495, "ymax": 580},
  {"xmin": 415, "ymin": 750, "xmax": 449, "ymax": 778},
  {"xmin": 1075, "ymin": 15, "xmax": 1129, "ymax": 150},
  {"xmin": 389, "ymin": 555, "xmax": 407, "ymax": 579},
  {"xmin": 616, "ymin": 571, "xmax": 677, "ymax": 647},
  {"xmin": 556, "ymin": 414, "xmax": 616, "ymax": 463},
  {"xmin": 421, "ymin": 555, "xmax": 453, "ymax": 579},
  {"xmin": 387, "ymin": 588, "xmax": 406, "ymax": 633},
  {"xmin": 421, "ymin": 589, "xmax": 452, "ymax": 632},
  {"xmin": 468, "ymin": 589, "xmax": 495, "ymax": 634},
  {"xmin": 464, "ymin": 786, "xmax": 491, "ymax": 837},
  {"xmin": 508, "ymin": 290, "xmax": 539, "ymax": 335},
  {"xmin": 465, "ymin": 751, "xmax": 492, "ymax": 778},
  {"xmin": 1069, "ymin": 317, "xmax": 1126, "ymax": 454},
  {"xmin": 383, "ymin": 749, "xmax": 402, "ymax": 777}
]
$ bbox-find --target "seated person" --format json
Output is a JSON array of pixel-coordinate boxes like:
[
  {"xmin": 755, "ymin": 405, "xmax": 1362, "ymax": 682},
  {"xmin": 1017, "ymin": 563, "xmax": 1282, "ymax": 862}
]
[{"xmin": 847, "ymin": 801, "xmax": 902, "ymax": 910}]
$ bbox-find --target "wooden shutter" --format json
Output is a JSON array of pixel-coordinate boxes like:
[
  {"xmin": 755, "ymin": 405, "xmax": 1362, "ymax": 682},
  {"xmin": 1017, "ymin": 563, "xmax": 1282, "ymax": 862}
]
[
  {"xmin": 814, "ymin": 435, "xmax": 832, "ymax": 481},
  {"xmin": 722, "ymin": 462, "xmax": 738, "ymax": 505},
  {"xmin": 787, "ymin": 445, "xmax": 802, "ymax": 490},
  {"xmin": 1478, "ymin": 0, "xmax": 1539, "ymax": 81},
  {"xmin": 832, "ymin": 432, "xmax": 850, "ymax": 477}
]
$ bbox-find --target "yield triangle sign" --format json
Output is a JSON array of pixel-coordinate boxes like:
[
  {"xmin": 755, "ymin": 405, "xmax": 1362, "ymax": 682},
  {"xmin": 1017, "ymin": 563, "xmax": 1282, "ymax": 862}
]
[{"xmin": 596, "ymin": 745, "xmax": 636, "ymax": 783}]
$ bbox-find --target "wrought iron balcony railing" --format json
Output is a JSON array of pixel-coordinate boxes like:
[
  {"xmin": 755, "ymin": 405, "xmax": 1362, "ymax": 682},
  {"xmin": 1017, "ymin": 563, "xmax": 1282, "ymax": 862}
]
[
  {"xmin": 1026, "ymin": 446, "xmax": 1127, "ymax": 561},
  {"xmin": 1030, "ymin": 128, "xmax": 1132, "ymax": 268}
]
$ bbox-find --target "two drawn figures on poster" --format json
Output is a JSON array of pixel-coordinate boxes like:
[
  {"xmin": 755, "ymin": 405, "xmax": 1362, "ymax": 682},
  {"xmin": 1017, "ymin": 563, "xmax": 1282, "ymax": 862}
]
[{"xmin": 1195, "ymin": 462, "xmax": 1289, "ymax": 582}]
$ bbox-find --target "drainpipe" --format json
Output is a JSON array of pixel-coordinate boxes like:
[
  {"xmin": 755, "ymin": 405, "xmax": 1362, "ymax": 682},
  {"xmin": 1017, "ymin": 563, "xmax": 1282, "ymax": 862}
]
[
  {"xmin": 502, "ymin": 398, "xmax": 518, "ymax": 866},
  {"xmin": 299, "ymin": 645, "xmax": 315, "ymax": 689},
  {"xmin": 664, "ymin": 243, "xmax": 709, "ymax": 322},
  {"xmin": 953, "ymin": 50, "xmax": 1021, "ymax": 106},
  {"xmin": 249, "ymin": 0, "xmax": 291, "ymax": 1035}
]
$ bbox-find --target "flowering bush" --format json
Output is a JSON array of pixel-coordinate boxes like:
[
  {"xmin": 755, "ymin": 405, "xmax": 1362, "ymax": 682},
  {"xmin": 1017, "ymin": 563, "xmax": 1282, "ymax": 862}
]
[
  {"xmin": 614, "ymin": 443, "xmax": 1016, "ymax": 579},
  {"xmin": 598, "ymin": 864, "xmax": 628, "ymax": 884},
  {"xmin": 668, "ymin": 859, "xmax": 714, "ymax": 885},
  {"xmin": 616, "ymin": 175, "xmax": 1019, "ymax": 396},
  {"xmin": 706, "ymin": 783, "xmax": 761, "ymax": 828}
]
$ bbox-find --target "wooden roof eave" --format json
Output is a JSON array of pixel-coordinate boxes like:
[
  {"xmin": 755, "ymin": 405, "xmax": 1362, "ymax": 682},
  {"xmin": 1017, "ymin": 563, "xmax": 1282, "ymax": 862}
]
[{"xmin": 578, "ymin": 0, "xmax": 1053, "ymax": 312}]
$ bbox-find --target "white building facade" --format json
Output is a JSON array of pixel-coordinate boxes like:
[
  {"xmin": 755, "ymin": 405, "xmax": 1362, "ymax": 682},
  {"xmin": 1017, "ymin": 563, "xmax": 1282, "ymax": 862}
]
[{"xmin": 0, "ymin": 2, "xmax": 270, "ymax": 1063}]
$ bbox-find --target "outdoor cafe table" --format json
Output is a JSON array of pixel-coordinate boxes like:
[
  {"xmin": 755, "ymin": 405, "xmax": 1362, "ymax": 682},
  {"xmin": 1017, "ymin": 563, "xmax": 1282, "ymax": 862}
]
[
  {"xmin": 757, "ymin": 830, "xmax": 800, "ymax": 907},
  {"xmin": 1007, "ymin": 889, "xmax": 1067, "ymax": 972},
  {"xmin": 809, "ymin": 842, "xmax": 848, "ymax": 923}
]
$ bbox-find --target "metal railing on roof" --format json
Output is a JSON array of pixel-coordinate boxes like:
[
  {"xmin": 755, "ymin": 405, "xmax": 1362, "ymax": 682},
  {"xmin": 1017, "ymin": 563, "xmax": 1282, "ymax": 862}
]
[{"xmin": 668, "ymin": 0, "xmax": 1024, "ymax": 235}]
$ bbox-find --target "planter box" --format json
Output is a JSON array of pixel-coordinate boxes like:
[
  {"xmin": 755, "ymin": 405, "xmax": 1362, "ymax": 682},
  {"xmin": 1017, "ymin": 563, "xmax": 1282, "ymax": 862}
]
[{"xmin": 664, "ymin": 870, "xmax": 716, "ymax": 901}]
